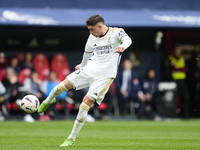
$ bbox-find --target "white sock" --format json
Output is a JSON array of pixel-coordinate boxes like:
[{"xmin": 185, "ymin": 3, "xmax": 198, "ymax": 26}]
[
  {"xmin": 44, "ymin": 82, "xmax": 68, "ymax": 104},
  {"xmin": 68, "ymin": 102, "xmax": 90, "ymax": 141}
]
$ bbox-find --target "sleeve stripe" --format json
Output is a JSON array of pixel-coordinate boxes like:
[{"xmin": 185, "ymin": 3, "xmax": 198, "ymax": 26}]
[
  {"xmin": 84, "ymin": 50, "xmax": 94, "ymax": 53},
  {"xmin": 120, "ymin": 34, "xmax": 128, "ymax": 40}
]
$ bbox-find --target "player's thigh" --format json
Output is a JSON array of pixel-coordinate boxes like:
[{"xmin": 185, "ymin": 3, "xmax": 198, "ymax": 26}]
[
  {"xmin": 67, "ymin": 69, "xmax": 90, "ymax": 90},
  {"xmin": 87, "ymin": 77, "xmax": 114, "ymax": 105}
]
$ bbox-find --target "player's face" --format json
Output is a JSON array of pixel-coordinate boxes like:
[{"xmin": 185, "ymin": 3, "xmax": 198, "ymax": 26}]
[{"xmin": 87, "ymin": 24, "xmax": 102, "ymax": 37}]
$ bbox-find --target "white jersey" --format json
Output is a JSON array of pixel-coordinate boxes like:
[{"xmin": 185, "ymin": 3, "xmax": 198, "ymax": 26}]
[{"xmin": 84, "ymin": 27, "xmax": 128, "ymax": 78}]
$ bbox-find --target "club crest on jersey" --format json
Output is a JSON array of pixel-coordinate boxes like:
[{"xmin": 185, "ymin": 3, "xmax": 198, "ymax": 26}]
[{"xmin": 107, "ymin": 38, "xmax": 111, "ymax": 44}]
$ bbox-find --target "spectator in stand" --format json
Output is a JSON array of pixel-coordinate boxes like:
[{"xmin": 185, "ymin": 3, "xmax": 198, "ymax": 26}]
[
  {"xmin": 115, "ymin": 59, "xmax": 145, "ymax": 119},
  {"xmin": 166, "ymin": 46, "xmax": 190, "ymax": 118},
  {"xmin": 22, "ymin": 51, "xmax": 34, "ymax": 70},
  {"xmin": 19, "ymin": 70, "xmax": 44, "ymax": 100},
  {"xmin": 140, "ymin": 68, "xmax": 161, "ymax": 120},
  {"xmin": 0, "ymin": 68, "xmax": 35, "ymax": 122},
  {"xmin": 6, "ymin": 56, "xmax": 21, "ymax": 74},
  {"xmin": 40, "ymin": 70, "xmax": 69, "ymax": 120}
]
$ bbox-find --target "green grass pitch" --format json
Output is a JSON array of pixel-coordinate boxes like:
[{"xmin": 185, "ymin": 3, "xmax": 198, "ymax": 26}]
[{"xmin": 0, "ymin": 120, "xmax": 200, "ymax": 150}]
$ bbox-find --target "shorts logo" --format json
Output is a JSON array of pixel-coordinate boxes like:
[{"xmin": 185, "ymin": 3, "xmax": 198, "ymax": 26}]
[
  {"xmin": 75, "ymin": 69, "xmax": 83, "ymax": 75},
  {"xmin": 75, "ymin": 70, "xmax": 81, "ymax": 75},
  {"xmin": 93, "ymin": 93, "xmax": 98, "ymax": 96}
]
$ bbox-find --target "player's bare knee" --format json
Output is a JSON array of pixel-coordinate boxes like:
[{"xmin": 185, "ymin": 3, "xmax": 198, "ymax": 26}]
[
  {"xmin": 83, "ymin": 96, "xmax": 94, "ymax": 107},
  {"xmin": 63, "ymin": 78, "xmax": 73, "ymax": 90}
]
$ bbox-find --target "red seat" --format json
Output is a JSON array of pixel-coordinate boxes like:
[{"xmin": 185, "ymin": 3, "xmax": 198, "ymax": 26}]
[
  {"xmin": 56, "ymin": 102, "xmax": 77, "ymax": 111},
  {"xmin": 98, "ymin": 102, "xmax": 108, "ymax": 110},
  {"xmin": 56, "ymin": 103, "xmax": 63, "ymax": 111},
  {"xmin": 7, "ymin": 102, "xmax": 20, "ymax": 111},
  {"xmin": 33, "ymin": 53, "xmax": 49, "ymax": 71},
  {"xmin": 15, "ymin": 53, "xmax": 25, "ymax": 63},
  {"xmin": 57, "ymin": 68, "xmax": 71, "ymax": 81},
  {"xmin": 18, "ymin": 68, "xmax": 32, "ymax": 85},
  {"xmin": 33, "ymin": 53, "xmax": 50, "ymax": 81},
  {"xmin": 67, "ymin": 103, "xmax": 76, "ymax": 110},
  {"xmin": 109, "ymin": 82, "xmax": 116, "ymax": 96},
  {"xmin": 0, "ymin": 68, "xmax": 6, "ymax": 81},
  {"xmin": 51, "ymin": 53, "xmax": 70, "ymax": 81},
  {"xmin": 38, "ymin": 68, "xmax": 50, "ymax": 81}
]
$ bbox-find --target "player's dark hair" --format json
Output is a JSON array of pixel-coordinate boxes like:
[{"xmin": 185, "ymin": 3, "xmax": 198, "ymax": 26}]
[{"xmin": 86, "ymin": 14, "xmax": 105, "ymax": 26}]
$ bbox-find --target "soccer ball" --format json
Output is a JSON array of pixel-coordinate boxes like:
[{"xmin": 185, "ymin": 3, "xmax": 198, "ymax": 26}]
[{"xmin": 21, "ymin": 95, "xmax": 40, "ymax": 113}]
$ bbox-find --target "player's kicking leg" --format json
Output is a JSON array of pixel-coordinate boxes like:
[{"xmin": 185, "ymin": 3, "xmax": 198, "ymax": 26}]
[
  {"xmin": 38, "ymin": 79, "xmax": 73, "ymax": 113},
  {"xmin": 60, "ymin": 95, "xmax": 94, "ymax": 147}
]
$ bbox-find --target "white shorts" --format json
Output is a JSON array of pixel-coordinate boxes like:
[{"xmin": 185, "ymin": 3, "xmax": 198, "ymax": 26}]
[{"xmin": 67, "ymin": 67, "xmax": 114, "ymax": 105}]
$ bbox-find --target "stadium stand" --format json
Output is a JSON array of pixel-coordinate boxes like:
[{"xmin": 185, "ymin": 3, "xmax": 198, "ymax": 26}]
[{"xmin": 32, "ymin": 53, "xmax": 50, "ymax": 81}]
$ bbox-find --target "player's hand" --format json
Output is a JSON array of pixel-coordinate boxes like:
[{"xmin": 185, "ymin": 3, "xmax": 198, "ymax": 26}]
[
  {"xmin": 115, "ymin": 46, "xmax": 125, "ymax": 53},
  {"xmin": 75, "ymin": 65, "xmax": 80, "ymax": 71}
]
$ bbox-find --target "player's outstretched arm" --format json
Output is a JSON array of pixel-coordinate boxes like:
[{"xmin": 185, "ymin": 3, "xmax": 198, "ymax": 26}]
[
  {"xmin": 115, "ymin": 36, "xmax": 132, "ymax": 53},
  {"xmin": 77, "ymin": 52, "xmax": 93, "ymax": 69}
]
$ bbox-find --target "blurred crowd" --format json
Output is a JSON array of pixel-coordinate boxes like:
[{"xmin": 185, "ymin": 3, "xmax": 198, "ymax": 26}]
[
  {"xmin": 0, "ymin": 51, "xmax": 71, "ymax": 122},
  {"xmin": 0, "ymin": 48, "xmax": 200, "ymax": 122}
]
